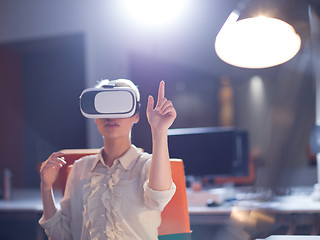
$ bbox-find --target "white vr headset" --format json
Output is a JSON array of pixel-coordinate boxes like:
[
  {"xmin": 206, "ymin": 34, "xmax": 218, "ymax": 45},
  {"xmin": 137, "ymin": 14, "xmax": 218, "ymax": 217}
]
[{"xmin": 79, "ymin": 84, "xmax": 139, "ymax": 118}]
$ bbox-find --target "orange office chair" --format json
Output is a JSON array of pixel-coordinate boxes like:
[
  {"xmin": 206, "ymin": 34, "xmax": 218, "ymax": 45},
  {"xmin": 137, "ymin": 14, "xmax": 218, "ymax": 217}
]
[{"xmin": 55, "ymin": 149, "xmax": 192, "ymax": 240}]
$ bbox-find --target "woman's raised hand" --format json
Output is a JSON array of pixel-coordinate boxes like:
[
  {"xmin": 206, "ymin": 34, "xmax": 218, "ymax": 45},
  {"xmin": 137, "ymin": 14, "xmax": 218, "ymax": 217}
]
[
  {"xmin": 146, "ymin": 81, "xmax": 177, "ymax": 133},
  {"xmin": 40, "ymin": 152, "xmax": 66, "ymax": 191}
]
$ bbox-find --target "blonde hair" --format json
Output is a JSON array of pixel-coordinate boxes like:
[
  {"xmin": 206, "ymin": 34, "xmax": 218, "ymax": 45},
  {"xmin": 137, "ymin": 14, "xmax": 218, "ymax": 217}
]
[{"xmin": 95, "ymin": 79, "xmax": 140, "ymax": 102}]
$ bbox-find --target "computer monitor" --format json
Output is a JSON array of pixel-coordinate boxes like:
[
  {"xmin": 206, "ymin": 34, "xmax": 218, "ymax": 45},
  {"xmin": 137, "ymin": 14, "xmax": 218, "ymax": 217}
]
[{"xmin": 168, "ymin": 127, "xmax": 249, "ymax": 178}]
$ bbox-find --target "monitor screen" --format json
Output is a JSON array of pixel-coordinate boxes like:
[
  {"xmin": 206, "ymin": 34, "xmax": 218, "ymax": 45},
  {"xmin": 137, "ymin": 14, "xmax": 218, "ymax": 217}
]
[{"xmin": 168, "ymin": 127, "xmax": 249, "ymax": 177}]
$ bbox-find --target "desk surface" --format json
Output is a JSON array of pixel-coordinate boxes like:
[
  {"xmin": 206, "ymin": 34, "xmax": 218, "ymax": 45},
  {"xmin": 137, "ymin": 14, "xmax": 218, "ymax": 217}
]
[
  {"xmin": 257, "ymin": 236, "xmax": 320, "ymax": 240},
  {"xmin": 2, "ymin": 187, "xmax": 320, "ymax": 216},
  {"xmin": 2, "ymin": 188, "xmax": 320, "ymax": 238},
  {"xmin": 186, "ymin": 186, "xmax": 320, "ymax": 225},
  {"xmin": 187, "ymin": 186, "xmax": 320, "ymax": 214},
  {"xmin": 0, "ymin": 189, "xmax": 62, "ymax": 212}
]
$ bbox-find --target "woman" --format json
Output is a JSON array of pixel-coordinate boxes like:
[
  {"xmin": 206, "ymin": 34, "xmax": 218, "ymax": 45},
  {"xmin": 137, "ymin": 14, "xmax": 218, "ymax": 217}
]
[{"xmin": 39, "ymin": 79, "xmax": 177, "ymax": 239}]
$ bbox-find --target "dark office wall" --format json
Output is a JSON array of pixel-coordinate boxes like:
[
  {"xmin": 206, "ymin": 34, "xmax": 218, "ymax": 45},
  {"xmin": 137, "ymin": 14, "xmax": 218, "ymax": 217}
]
[
  {"xmin": 0, "ymin": 47, "xmax": 24, "ymax": 187},
  {"xmin": 0, "ymin": 34, "xmax": 87, "ymax": 188},
  {"xmin": 129, "ymin": 53, "xmax": 220, "ymax": 153}
]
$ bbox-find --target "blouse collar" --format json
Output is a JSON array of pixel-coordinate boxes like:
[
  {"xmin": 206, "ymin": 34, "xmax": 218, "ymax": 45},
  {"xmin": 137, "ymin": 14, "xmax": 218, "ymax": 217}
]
[{"xmin": 90, "ymin": 145, "xmax": 141, "ymax": 171}]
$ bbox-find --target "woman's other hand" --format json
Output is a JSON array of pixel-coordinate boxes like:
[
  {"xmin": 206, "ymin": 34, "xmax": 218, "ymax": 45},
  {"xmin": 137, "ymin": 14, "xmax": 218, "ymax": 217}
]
[{"xmin": 40, "ymin": 152, "xmax": 66, "ymax": 191}]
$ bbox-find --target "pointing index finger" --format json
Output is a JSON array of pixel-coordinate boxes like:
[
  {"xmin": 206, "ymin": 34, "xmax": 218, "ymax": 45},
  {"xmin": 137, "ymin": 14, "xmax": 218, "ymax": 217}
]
[{"xmin": 157, "ymin": 80, "xmax": 165, "ymax": 104}]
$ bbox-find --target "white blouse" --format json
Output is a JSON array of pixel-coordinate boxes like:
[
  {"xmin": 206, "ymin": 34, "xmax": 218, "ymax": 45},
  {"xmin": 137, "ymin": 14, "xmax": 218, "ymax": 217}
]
[{"xmin": 39, "ymin": 145, "xmax": 176, "ymax": 240}]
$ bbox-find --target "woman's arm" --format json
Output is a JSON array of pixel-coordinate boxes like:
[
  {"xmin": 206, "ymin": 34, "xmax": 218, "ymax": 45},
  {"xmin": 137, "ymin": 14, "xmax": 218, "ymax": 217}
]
[
  {"xmin": 146, "ymin": 81, "xmax": 177, "ymax": 191},
  {"xmin": 40, "ymin": 152, "xmax": 66, "ymax": 220}
]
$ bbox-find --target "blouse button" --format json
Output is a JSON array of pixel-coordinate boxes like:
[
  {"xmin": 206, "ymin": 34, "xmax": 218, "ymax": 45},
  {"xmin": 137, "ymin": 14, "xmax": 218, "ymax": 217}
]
[{"xmin": 101, "ymin": 214, "xmax": 105, "ymax": 217}]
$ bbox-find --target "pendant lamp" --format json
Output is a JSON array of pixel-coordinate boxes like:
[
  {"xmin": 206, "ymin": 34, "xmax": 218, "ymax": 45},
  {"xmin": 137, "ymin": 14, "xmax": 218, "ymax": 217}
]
[{"xmin": 215, "ymin": 0, "xmax": 302, "ymax": 69}]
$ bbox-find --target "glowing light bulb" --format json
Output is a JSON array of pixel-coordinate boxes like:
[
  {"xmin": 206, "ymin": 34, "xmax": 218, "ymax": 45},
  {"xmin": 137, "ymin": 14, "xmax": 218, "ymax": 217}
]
[{"xmin": 215, "ymin": 16, "xmax": 301, "ymax": 68}]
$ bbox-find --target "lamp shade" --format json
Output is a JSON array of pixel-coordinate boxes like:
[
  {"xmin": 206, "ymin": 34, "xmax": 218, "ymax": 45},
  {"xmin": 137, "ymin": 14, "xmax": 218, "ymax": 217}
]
[{"xmin": 215, "ymin": 1, "xmax": 302, "ymax": 69}]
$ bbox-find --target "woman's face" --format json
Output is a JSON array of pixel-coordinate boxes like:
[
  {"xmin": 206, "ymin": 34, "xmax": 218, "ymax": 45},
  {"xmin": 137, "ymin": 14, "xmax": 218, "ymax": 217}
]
[{"xmin": 94, "ymin": 114, "xmax": 139, "ymax": 141}]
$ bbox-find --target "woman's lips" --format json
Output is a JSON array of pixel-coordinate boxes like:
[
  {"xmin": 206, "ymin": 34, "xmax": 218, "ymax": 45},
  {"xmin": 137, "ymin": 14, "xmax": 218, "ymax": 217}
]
[{"xmin": 105, "ymin": 122, "xmax": 119, "ymax": 127}]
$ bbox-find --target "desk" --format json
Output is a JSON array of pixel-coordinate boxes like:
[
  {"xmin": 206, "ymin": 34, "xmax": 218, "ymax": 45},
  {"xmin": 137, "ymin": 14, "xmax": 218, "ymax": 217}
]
[
  {"xmin": 2, "ymin": 188, "xmax": 320, "ymax": 239},
  {"xmin": 187, "ymin": 188, "xmax": 233, "ymax": 225},
  {"xmin": 0, "ymin": 189, "xmax": 43, "ymax": 212},
  {"xmin": 0, "ymin": 189, "xmax": 62, "ymax": 240},
  {"xmin": 187, "ymin": 187, "xmax": 320, "ymax": 236},
  {"xmin": 257, "ymin": 236, "xmax": 320, "ymax": 240}
]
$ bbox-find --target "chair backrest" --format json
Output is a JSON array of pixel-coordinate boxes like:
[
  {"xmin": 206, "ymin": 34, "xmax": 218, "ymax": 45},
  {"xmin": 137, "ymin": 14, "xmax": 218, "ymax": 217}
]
[
  {"xmin": 53, "ymin": 149, "xmax": 101, "ymax": 192},
  {"xmin": 57, "ymin": 149, "xmax": 191, "ymax": 238},
  {"xmin": 158, "ymin": 159, "xmax": 191, "ymax": 238}
]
